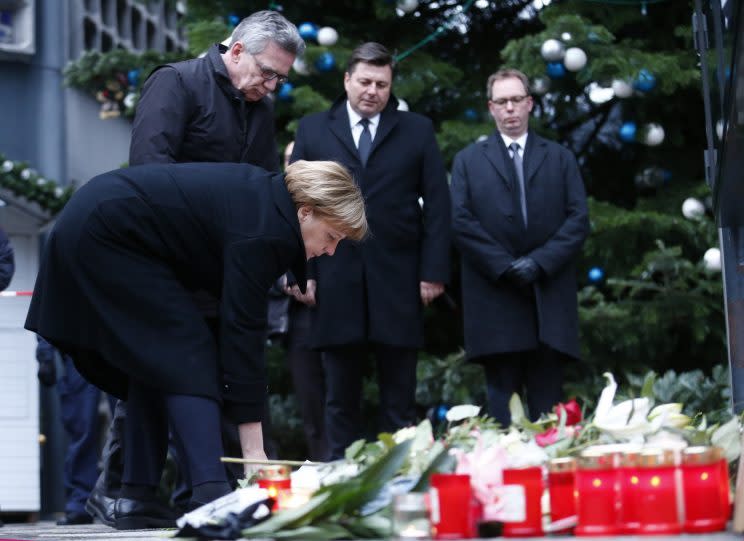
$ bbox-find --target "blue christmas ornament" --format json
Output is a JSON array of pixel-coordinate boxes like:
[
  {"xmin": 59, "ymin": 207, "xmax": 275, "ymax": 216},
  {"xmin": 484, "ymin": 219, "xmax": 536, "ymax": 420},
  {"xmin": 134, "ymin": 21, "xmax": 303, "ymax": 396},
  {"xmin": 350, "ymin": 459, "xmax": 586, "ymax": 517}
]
[
  {"xmin": 298, "ymin": 22, "xmax": 318, "ymax": 41},
  {"xmin": 633, "ymin": 69, "xmax": 656, "ymax": 92},
  {"xmin": 127, "ymin": 68, "xmax": 140, "ymax": 87},
  {"xmin": 662, "ymin": 169, "xmax": 673, "ymax": 184},
  {"xmin": 463, "ymin": 108, "xmax": 478, "ymax": 122},
  {"xmin": 227, "ymin": 13, "xmax": 240, "ymax": 27},
  {"xmin": 315, "ymin": 52, "xmax": 336, "ymax": 72},
  {"xmin": 546, "ymin": 62, "xmax": 566, "ymax": 79},
  {"xmin": 436, "ymin": 404, "xmax": 449, "ymax": 422},
  {"xmin": 277, "ymin": 81, "xmax": 294, "ymax": 102},
  {"xmin": 588, "ymin": 267, "xmax": 605, "ymax": 284},
  {"xmin": 619, "ymin": 121, "xmax": 637, "ymax": 142}
]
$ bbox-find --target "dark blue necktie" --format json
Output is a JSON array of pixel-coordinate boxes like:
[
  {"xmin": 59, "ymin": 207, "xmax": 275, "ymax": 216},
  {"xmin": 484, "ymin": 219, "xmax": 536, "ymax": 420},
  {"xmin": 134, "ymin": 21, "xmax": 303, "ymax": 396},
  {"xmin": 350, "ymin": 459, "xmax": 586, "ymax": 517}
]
[
  {"xmin": 510, "ymin": 142, "xmax": 528, "ymax": 227},
  {"xmin": 358, "ymin": 118, "xmax": 372, "ymax": 166}
]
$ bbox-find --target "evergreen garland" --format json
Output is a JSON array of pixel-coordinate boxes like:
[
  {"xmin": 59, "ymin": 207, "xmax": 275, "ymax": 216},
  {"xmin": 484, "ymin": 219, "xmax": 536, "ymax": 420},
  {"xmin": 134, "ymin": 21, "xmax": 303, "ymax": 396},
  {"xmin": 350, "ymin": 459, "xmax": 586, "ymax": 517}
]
[
  {"xmin": 63, "ymin": 49, "xmax": 189, "ymax": 119},
  {"xmin": 0, "ymin": 153, "xmax": 73, "ymax": 215}
]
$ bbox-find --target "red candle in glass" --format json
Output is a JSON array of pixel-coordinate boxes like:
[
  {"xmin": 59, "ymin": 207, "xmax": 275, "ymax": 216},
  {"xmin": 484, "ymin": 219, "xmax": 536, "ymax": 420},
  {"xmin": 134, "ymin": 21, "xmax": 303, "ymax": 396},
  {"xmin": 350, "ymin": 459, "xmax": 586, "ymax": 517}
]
[
  {"xmin": 618, "ymin": 449, "xmax": 642, "ymax": 534},
  {"xmin": 717, "ymin": 448, "xmax": 732, "ymax": 522},
  {"xmin": 637, "ymin": 448, "xmax": 681, "ymax": 535},
  {"xmin": 574, "ymin": 449, "xmax": 619, "ymax": 536},
  {"xmin": 429, "ymin": 473, "xmax": 473, "ymax": 539},
  {"xmin": 256, "ymin": 465, "xmax": 292, "ymax": 510},
  {"xmin": 501, "ymin": 466, "xmax": 544, "ymax": 537},
  {"xmin": 547, "ymin": 457, "xmax": 576, "ymax": 533},
  {"xmin": 682, "ymin": 446, "xmax": 726, "ymax": 532}
]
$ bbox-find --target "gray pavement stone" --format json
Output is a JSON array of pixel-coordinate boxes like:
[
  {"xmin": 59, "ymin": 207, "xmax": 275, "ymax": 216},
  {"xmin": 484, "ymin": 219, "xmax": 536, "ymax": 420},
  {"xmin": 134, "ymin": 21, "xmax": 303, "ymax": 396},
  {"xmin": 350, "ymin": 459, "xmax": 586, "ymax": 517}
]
[{"xmin": 0, "ymin": 522, "xmax": 742, "ymax": 540}]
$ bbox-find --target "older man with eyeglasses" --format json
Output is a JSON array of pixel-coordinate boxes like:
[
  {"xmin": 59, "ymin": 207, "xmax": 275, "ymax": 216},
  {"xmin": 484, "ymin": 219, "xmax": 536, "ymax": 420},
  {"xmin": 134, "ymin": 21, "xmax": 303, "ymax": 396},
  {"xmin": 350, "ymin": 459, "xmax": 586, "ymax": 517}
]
[
  {"xmin": 129, "ymin": 10, "xmax": 304, "ymax": 167},
  {"xmin": 451, "ymin": 68, "xmax": 590, "ymax": 427},
  {"xmin": 82, "ymin": 11, "xmax": 305, "ymax": 530}
]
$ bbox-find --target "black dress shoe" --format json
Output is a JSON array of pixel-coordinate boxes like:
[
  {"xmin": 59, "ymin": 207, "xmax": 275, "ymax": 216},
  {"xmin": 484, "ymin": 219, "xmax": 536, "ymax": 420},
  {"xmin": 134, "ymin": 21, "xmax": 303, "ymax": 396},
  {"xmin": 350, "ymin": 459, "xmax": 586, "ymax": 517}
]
[
  {"xmin": 113, "ymin": 497, "xmax": 181, "ymax": 530},
  {"xmin": 85, "ymin": 488, "xmax": 116, "ymax": 527},
  {"xmin": 56, "ymin": 511, "xmax": 94, "ymax": 525}
]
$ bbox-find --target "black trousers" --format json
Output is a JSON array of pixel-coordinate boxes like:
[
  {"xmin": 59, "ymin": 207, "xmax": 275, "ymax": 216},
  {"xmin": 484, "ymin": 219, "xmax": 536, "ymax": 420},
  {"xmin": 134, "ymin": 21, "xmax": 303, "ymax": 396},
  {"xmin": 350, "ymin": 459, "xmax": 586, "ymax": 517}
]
[
  {"xmin": 122, "ymin": 384, "xmax": 226, "ymax": 492},
  {"xmin": 481, "ymin": 345, "xmax": 564, "ymax": 427},
  {"xmin": 322, "ymin": 343, "xmax": 417, "ymax": 460},
  {"xmin": 92, "ymin": 317, "xmax": 277, "ymax": 504},
  {"xmin": 287, "ymin": 303, "xmax": 328, "ymax": 461}
]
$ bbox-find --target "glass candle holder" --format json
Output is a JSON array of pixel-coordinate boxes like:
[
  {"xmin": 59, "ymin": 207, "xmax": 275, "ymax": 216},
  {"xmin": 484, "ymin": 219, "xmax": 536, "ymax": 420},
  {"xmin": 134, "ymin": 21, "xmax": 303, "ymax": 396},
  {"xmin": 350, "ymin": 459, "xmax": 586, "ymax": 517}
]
[
  {"xmin": 682, "ymin": 446, "xmax": 726, "ymax": 533},
  {"xmin": 393, "ymin": 492, "xmax": 431, "ymax": 539},
  {"xmin": 502, "ymin": 466, "xmax": 544, "ymax": 537},
  {"xmin": 429, "ymin": 473, "xmax": 473, "ymax": 539},
  {"xmin": 717, "ymin": 448, "xmax": 732, "ymax": 522},
  {"xmin": 618, "ymin": 448, "xmax": 642, "ymax": 534},
  {"xmin": 256, "ymin": 464, "xmax": 292, "ymax": 509},
  {"xmin": 637, "ymin": 448, "xmax": 681, "ymax": 535},
  {"xmin": 575, "ymin": 449, "xmax": 619, "ymax": 536},
  {"xmin": 547, "ymin": 457, "xmax": 576, "ymax": 533}
]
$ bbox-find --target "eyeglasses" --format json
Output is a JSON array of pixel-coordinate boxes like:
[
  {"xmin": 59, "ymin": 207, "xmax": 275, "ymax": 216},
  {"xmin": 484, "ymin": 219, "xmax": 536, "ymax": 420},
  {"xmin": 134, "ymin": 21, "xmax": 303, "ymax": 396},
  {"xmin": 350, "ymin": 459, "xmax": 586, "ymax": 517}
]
[
  {"xmin": 251, "ymin": 55, "xmax": 289, "ymax": 85},
  {"xmin": 490, "ymin": 95, "xmax": 530, "ymax": 107}
]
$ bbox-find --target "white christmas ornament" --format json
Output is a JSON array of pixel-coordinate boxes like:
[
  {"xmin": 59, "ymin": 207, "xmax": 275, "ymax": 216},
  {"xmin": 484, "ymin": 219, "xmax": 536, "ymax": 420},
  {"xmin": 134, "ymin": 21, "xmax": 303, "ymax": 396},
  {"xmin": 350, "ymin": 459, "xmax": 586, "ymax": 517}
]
[
  {"xmin": 563, "ymin": 47, "xmax": 587, "ymax": 71},
  {"xmin": 644, "ymin": 123, "xmax": 665, "ymax": 146},
  {"xmin": 531, "ymin": 77, "xmax": 550, "ymax": 95},
  {"xmin": 293, "ymin": 57, "xmax": 309, "ymax": 75},
  {"xmin": 681, "ymin": 197, "xmax": 705, "ymax": 219},
  {"xmin": 561, "ymin": 32, "xmax": 572, "ymax": 42},
  {"xmin": 317, "ymin": 27, "xmax": 338, "ymax": 46},
  {"xmin": 1, "ymin": 160, "xmax": 13, "ymax": 173},
  {"xmin": 397, "ymin": 0, "xmax": 419, "ymax": 13},
  {"xmin": 703, "ymin": 247, "xmax": 721, "ymax": 272},
  {"xmin": 396, "ymin": 98, "xmax": 409, "ymax": 111},
  {"xmin": 611, "ymin": 79, "xmax": 633, "ymax": 98},
  {"xmin": 540, "ymin": 39, "xmax": 565, "ymax": 62},
  {"xmin": 123, "ymin": 92, "xmax": 137, "ymax": 109}
]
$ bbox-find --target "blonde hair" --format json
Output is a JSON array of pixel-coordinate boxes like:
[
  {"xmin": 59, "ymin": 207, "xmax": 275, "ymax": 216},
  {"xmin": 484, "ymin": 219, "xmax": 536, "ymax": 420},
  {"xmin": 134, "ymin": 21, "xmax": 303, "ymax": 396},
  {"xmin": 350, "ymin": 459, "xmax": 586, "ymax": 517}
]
[{"xmin": 285, "ymin": 160, "xmax": 368, "ymax": 242}]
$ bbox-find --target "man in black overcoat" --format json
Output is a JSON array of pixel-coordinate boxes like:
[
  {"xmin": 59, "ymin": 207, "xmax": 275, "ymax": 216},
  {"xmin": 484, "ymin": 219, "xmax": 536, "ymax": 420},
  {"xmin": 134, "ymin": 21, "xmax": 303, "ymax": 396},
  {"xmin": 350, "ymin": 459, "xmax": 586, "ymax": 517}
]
[
  {"xmin": 291, "ymin": 42, "xmax": 451, "ymax": 459},
  {"xmin": 451, "ymin": 68, "xmax": 589, "ymax": 426}
]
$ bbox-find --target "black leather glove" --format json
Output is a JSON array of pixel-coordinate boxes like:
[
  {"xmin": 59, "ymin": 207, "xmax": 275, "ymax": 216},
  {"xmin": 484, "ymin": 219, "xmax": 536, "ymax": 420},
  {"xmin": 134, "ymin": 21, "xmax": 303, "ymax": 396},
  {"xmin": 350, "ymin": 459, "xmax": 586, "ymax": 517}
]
[
  {"xmin": 37, "ymin": 359, "xmax": 56, "ymax": 386},
  {"xmin": 505, "ymin": 256, "xmax": 541, "ymax": 287}
]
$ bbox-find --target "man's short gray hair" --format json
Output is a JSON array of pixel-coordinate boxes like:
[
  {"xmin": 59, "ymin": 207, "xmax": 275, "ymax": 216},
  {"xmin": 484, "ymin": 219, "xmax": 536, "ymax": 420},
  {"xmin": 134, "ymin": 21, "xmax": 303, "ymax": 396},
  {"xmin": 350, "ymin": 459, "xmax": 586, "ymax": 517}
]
[{"xmin": 230, "ymin": 10, "xmax": 306, "ymax": 56}]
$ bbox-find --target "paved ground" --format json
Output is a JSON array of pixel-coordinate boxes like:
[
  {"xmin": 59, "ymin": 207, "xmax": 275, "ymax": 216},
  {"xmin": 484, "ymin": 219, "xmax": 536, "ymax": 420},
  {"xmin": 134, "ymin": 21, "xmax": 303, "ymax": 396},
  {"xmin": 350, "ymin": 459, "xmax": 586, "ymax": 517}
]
[
  {"xmin": 1, "ymin": 521, "xmax": 743, "ymax": 541},
  {"xmin": 0, "ymin": 521, "xmax": 177, "ymax": 541}
]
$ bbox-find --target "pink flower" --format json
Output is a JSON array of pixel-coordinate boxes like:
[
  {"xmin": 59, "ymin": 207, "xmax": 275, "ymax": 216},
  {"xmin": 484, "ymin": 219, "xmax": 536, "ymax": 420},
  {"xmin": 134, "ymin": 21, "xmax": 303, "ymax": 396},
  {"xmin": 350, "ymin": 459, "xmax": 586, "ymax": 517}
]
[
  {"xmin": 535, "ymin": 427, "xmax": 559, "ymax": 447},
  {"xmin": 554, "ymin": 398, "xmax": 582, "ymax": 425}
]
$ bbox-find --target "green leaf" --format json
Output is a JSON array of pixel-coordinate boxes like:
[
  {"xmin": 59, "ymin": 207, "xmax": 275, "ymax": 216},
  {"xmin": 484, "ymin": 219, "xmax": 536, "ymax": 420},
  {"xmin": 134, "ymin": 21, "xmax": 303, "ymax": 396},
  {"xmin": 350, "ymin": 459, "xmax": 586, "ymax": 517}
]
[{"xmin": 640, "ymin": 371, "xmax": 657, "ymax": 399}]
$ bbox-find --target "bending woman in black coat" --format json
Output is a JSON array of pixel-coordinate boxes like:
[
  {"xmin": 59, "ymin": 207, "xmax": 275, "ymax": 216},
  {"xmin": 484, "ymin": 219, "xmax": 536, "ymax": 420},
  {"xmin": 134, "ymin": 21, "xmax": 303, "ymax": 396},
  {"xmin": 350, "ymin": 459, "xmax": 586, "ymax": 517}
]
[{"xmin": 25, "ymin": 160, "xmax": 367, "ymax": 528}]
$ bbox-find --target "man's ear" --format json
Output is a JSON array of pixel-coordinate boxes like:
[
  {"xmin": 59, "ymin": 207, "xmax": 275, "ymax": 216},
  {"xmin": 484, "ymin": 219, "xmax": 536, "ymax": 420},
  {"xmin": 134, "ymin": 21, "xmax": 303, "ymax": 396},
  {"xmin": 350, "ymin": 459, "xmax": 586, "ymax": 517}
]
[{"xmin": 230, "ymin": 41, "xmax": 243, "ymax": 62}]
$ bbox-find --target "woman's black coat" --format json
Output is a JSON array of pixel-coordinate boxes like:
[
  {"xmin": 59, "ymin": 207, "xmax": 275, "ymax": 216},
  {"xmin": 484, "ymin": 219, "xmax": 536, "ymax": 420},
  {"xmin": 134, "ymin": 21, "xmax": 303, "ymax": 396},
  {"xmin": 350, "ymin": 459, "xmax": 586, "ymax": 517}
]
[{"xmin": 25, "ymin": 163, "xmax": 305, "ymax": 424}]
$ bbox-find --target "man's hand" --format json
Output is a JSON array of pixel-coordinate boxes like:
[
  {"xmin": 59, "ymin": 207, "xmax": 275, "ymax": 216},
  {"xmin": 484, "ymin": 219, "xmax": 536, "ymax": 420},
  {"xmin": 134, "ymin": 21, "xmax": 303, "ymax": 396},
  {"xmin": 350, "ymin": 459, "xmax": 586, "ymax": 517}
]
[
  {"xmin": 420, "ymin": 281, "xmax": 444, "ymax": 306},
  {"xmin": 505, "ymin": 257, "xmax": 541, "ymax": 287},
  {"xmin": 284, "ymin": 279, "xmax": 316, "ymax": 306}
]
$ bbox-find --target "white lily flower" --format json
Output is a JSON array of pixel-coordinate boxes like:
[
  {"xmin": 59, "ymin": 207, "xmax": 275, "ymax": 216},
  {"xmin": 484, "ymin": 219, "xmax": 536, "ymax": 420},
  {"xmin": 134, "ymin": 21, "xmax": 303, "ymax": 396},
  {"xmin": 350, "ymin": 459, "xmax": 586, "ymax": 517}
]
[
  {"xmin": 392, "ymin": 426, "xmax": 417, "ymax": 444},
  {"xmin": 446, "ymin": 404, "xmax": 481, "ymax": 422},
  {"xmin": 593, "ymin": 373, "xmax": 654, "ymax": 440},
  {"xmin": 648, "ymin": 403, "xmax": 683, "ymax": 419}
]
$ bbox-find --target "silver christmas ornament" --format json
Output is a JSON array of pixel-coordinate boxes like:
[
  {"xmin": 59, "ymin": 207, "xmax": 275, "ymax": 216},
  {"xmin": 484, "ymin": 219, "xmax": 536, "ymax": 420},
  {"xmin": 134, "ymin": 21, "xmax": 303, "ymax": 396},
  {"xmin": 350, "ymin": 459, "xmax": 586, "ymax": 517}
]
[
  {"xmin": 563, "ymin": 47, "xmax": 587, "ymax": 71},
  {"xmin": 540, "ymin": 39, "xmax": 565, "ymax": 62}
]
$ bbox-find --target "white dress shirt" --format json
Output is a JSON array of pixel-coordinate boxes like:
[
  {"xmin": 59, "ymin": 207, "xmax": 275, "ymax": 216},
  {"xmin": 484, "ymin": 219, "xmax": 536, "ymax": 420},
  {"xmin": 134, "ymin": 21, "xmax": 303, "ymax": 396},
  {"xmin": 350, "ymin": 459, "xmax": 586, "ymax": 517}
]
[
  {"xmin": 347, "ymin": 101, "xmax": 380, "ymax": 148},
  {"xmin": 501, "ymin": 132, "xmax": 528, "ymax": 159}
]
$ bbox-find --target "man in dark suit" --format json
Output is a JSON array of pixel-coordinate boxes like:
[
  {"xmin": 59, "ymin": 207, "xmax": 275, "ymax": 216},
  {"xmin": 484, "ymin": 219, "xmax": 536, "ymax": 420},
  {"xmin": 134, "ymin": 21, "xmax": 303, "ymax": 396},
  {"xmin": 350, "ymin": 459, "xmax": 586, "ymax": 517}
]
[
  {"xmin": 451, "ymin": 68, "xmax": 589, "ymax": 426},
  {"xmin": 290, "ymin": 42, "xmax": 451, "ymax": 459}
]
